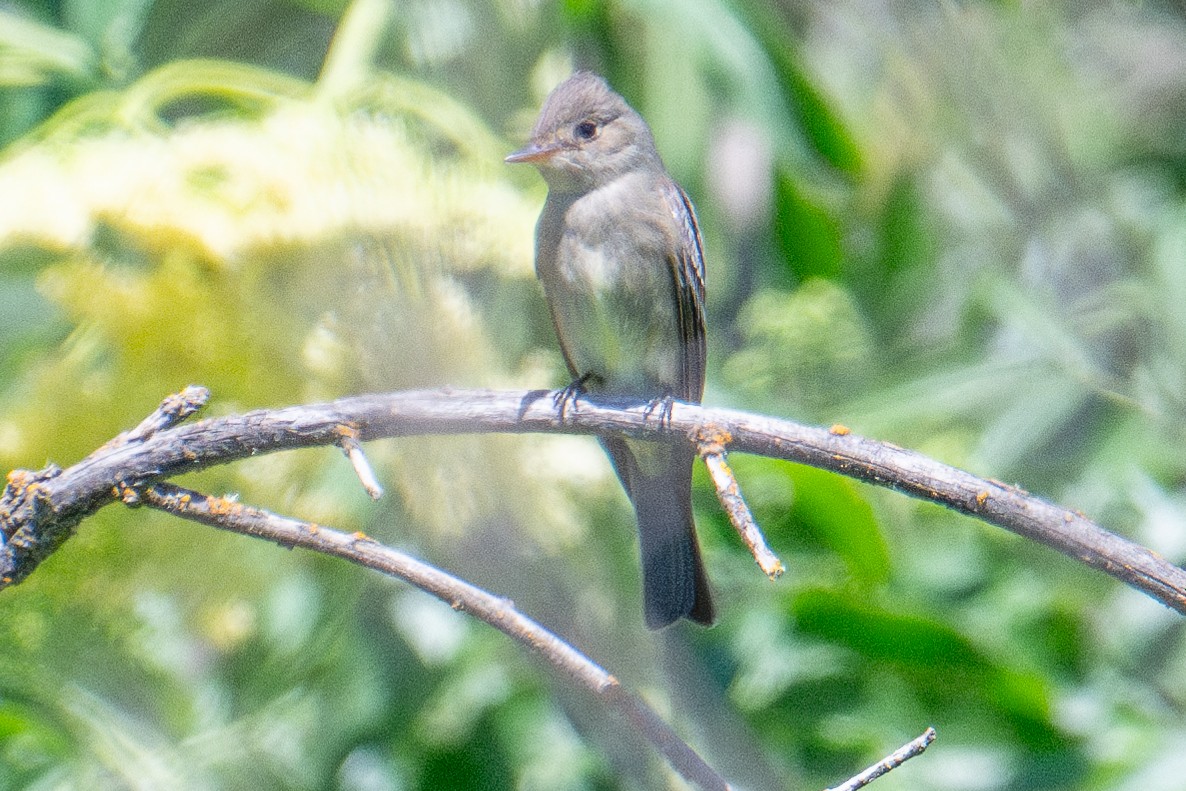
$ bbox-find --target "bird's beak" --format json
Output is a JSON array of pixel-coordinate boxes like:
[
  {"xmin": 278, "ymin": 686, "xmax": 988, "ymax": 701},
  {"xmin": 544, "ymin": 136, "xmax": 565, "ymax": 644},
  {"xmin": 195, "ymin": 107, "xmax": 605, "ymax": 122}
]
[{"xmin": 505, "ymin": 141, "xmax": 563, "ymax": 164}]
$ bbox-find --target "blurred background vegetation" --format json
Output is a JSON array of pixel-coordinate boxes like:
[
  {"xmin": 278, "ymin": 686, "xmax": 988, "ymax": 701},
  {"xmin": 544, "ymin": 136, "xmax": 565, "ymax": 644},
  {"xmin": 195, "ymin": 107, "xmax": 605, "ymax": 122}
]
[{"xmin": 2, "ymin": 0, "xmax": 1186, "ymax": 788}]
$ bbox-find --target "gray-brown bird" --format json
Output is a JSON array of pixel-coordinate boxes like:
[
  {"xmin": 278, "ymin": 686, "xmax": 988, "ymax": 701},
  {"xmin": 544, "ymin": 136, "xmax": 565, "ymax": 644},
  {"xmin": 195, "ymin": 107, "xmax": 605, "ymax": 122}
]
[{"xmin": 506, "ymin": 72, "xmax": 713, "ymax": 628}]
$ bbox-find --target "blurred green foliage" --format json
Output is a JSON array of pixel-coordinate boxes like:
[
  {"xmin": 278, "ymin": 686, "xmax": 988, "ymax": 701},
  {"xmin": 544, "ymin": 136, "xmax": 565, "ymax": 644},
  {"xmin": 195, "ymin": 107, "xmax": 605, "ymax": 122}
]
[{"xmin": 2, "ymin": 0, "xmax": 1186, "ymax": 789}]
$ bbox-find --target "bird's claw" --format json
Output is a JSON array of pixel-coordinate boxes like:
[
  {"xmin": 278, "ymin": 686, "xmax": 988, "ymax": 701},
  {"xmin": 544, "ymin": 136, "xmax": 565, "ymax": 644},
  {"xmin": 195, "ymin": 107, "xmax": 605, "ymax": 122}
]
[
  {"xmin": 553, "ymin": 374, "xmax": 593, "ymax": 421},
  {"xmin": 643, "ymin": 393, "xmax": 677, "ymax": 428}
]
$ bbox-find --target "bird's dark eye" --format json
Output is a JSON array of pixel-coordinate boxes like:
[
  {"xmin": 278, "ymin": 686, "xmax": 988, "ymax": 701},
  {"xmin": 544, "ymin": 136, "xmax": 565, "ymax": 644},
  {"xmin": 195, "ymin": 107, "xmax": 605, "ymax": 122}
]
[{"xmin": 574, "ymin": 120, "xmax": 598, "ymax": 140}]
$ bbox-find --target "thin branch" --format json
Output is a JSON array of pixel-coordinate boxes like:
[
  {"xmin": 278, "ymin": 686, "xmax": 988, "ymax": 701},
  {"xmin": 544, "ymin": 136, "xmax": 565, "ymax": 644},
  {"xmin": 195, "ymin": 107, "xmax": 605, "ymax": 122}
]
[
  {"xmin": 700, "ymin": 443, "xmax": 783, "ymax": 578},
  {"xmin": 3, "ymin": 388, "xmax": 1184, "ymax": 618},
  {"xmin": 135, "ymin": 481, "xmax": 732, "ymax": 791},
  {"xmin": 335, "ymin": 424, "xmax": 384, "ymax": 499},
  {"xmin": 92, "ymin": 385, "xmax": 211, "ymax": 454},
  {"xmin": 826, "ymin": 727, "xmax": 936, "ymax": 791}
]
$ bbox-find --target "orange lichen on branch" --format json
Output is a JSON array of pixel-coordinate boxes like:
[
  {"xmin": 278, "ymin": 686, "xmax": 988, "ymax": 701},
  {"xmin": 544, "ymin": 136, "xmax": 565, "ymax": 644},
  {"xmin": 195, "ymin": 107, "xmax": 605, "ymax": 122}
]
[
  {"xmin": 205, "ymin": 495, "xmax": 243, "ymax": 517},
  {"xmin": 113, "ymin": 482, "xmax": 141, "ymax": 504},
  {"xmin": 692, "ymin": 423, "xmax": 733, "ymax": 455},
  {"xmin": 6, "ymin": 470, "xmax": 31, "ymax": 488},
  {"xmin": 334, "ymin": 424, "xmax": 362, "ymax": 441}
]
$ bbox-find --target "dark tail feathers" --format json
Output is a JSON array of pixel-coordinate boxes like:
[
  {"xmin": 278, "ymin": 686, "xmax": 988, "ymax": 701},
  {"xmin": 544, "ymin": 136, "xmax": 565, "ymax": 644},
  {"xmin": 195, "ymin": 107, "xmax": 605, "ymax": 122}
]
[{"xmin": 631, "ymin": 463, "xmax": 714, "ymax": 629}]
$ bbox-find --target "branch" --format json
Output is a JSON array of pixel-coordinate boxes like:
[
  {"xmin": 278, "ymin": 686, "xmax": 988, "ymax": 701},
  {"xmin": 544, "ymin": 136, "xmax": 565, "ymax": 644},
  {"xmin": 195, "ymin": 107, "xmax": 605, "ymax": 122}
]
[
  {"xmin": 826, "ymin": 727, "xmax": 936, "ymax": 791},
  {"xmin": 701, "ymin": 443, "xmax": 783, "ymax": 579},
  {"xmin": 335, "ymin": 424, "xmax": 384, "ymax": 499},
  {"xmin": 3, "ymin": 388, "xmax": 1184, "ymax": 618},
  {"xmin": 133, "ymin": 481, "xmax": 732, "ymax": 791}
]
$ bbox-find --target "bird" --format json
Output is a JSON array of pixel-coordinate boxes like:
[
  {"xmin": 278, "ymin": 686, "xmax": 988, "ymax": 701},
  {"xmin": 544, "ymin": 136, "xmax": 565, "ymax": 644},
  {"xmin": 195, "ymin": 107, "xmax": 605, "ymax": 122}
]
[{"xmin": 506, "ymin": 71, "xmax": 713, "ymax": 628}]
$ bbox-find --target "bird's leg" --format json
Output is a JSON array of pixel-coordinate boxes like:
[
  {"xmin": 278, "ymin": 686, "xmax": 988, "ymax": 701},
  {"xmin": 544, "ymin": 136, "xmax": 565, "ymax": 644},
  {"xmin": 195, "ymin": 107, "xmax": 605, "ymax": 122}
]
[{"xmin": 553, "ymin": 373, "xmax": 594, "ymax": 420}]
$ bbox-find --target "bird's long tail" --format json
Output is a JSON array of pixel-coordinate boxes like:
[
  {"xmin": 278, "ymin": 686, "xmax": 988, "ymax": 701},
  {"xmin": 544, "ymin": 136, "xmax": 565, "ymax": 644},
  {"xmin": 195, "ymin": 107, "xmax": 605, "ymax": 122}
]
[{"xmin": 605, "ymin": 438, "xmax": 714, "ymax": 629}]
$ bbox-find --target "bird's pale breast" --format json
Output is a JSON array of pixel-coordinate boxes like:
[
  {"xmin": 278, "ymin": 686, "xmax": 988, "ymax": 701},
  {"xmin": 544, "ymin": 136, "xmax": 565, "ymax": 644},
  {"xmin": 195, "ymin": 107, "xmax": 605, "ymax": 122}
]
[{"xmin": 536, "ymin": 171, "xmax": 682, "ymax": 396}]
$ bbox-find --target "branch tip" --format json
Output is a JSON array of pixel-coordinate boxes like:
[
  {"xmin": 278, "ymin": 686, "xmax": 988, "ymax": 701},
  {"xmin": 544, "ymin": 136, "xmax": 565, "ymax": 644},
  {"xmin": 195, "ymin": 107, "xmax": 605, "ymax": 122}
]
[
  {"xmin": 700, "ymin": 446, "xmax": 782, "ymax": 579},
  {"xmin": 826, "ymin": 727, "xmax": 936, "ymax": 791},
  {"xmin": 98, "ymin": 385, "xmax": 211, "ymax": 454}
]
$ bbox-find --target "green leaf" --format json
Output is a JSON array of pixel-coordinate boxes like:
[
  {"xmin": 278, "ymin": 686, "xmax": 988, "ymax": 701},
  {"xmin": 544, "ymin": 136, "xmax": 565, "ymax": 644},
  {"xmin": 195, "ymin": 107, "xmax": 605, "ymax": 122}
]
[
  {"xmin": 852, "ymin": 170, "xmax": 937, "ymax": 340},
  {"xmin": 794, "ymin": 588, "xmax": 1061, "ymax": 749},
  {"xmin": 777, "ymin": 50, "xmax": 863, "ymax": 177},
  {"xmin": 774, "ymin": 168, "xmax": 843, "ymax": 281},
  {"xmin": 0, "ymin": 9, "xmax": 97, "ymax": 88},
  {"xmin": 784, "ymin": 464, "xmax": 889, "ymax": 585},
  {"xmin": 736, "ymin": 2, "xmax": 862, "ymax": 176}
]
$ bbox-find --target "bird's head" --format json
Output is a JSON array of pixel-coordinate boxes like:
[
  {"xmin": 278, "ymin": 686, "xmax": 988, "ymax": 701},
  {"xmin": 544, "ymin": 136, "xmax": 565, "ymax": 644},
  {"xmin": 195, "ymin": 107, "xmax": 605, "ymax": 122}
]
[{"xmin": 506, "ymin": 71, "xmax": 661, "ymax": 191}]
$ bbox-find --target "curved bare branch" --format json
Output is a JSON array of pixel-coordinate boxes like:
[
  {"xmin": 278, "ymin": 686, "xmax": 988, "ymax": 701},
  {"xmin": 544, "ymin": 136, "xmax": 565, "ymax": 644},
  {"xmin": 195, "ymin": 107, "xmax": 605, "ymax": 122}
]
[{"xmin": 3, "ymin": 387, "xmax": 1184, "ymax": 616}]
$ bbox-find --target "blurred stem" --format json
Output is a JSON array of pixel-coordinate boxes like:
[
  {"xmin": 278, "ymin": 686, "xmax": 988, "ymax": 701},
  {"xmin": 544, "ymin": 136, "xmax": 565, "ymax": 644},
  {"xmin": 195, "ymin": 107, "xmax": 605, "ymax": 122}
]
[
  {"xmin": 315, "ymin": 0, "xmax": 394, "ymax": 101},
  {"xmin": 356, "ymin": 73, "xmax": 508, "ymax": 165},
  {"xmin": 117, "ymin": 60, "xmax": 311, "ymax": 128},
  {"xmin": 2, "ymin": 59, "xmax": 311, "ymax": 155}
]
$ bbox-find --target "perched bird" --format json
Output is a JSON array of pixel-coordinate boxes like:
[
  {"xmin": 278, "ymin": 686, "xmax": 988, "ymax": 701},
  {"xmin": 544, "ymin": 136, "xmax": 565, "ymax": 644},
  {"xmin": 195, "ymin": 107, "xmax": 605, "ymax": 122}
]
[{"xmin": 506, "ymin": 71, "xmax": 713, "ymax": 628}]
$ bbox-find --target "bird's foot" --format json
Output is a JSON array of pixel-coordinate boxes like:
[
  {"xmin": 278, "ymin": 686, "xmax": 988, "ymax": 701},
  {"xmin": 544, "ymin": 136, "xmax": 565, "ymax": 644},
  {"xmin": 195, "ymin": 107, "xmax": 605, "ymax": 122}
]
[
  {"xmin": 643, "ymin": 393, "xmax": 677, "ymax": 428},
  {"xmin": 553, "ymin": 374, "xmax": 593, "ymax": 421}
]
